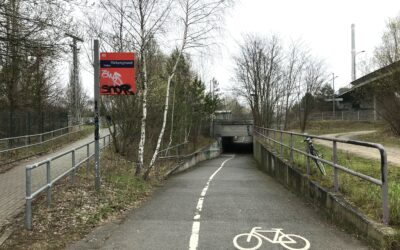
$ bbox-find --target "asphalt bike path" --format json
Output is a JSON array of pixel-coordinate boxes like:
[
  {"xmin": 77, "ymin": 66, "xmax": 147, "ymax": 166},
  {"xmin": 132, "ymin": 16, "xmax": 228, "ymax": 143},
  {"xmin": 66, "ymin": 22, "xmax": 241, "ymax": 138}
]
[
  {"xmin": 69, "ymin": 154, "xmax": 367, "ymax": 250},
  {"xmin": 0, "ymin": 128, "xmax": 109, "ymax": 229}
]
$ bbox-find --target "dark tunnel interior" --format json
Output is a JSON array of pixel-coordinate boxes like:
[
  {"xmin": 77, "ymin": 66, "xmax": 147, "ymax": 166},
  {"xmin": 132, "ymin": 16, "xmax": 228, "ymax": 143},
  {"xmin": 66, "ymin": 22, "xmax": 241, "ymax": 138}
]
[{"xmin": 221, "ymin": 136, "xmax": 253, "ymax": 154}]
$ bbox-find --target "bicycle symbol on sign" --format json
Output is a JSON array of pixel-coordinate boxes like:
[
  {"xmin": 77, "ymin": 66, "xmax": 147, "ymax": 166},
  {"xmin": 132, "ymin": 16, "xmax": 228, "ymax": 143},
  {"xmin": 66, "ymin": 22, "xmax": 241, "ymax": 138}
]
[{"xmin": 233, "ymin": 227, "xmax": 310, "ymax": 250}]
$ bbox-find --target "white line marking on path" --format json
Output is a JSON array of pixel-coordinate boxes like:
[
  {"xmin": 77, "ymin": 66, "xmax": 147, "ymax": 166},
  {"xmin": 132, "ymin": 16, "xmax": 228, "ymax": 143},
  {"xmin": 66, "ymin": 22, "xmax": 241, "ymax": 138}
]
[{"xmin": 188, "ymin": 155, "xmax": 235, "ymax": 250}]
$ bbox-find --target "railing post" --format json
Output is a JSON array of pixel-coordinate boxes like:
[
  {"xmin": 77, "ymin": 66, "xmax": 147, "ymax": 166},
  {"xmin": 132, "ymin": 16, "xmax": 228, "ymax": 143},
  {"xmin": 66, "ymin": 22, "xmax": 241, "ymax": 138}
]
[
  {"xmin": 86, "ymin": 143, "xmax": 90, "ymax": 175},
  {"xmin": 290, "ymin": 133, "xmax": 294, "ymax": 164},
  {"xmin": 381, "ymin": 149, "xmax": 389, "ymax": 225},
  {"xmin": 280, "ymin": 131, "xmax": 283, "ymax": 157},
  {"xmin": 333, "ymin": 141, "xmax": 339, "ymax": 192},
  {"xmin": 305, "ymin": 144, "xmax": 310, "ymax": 175},
  {"xmin": 341, "ymin": 111, "xmax": 344, "ymax": 121},
  {"xmin": 25, "ymin": 166, "xmax": 32, "ymax": 230},
  {"xmin": 71, "ymin": 150, "xmax": 76, "ymax": 184},
  {"xmin": 358, "ymin": 111, "xmax": 360, "ymax": 121},
  {"xmin": 103, "ymin": 136, "xmax": 106, "ymax": 149},
  {"xmin": 46, "ymin": 160, "xmax": 52, "ymax": 207}
]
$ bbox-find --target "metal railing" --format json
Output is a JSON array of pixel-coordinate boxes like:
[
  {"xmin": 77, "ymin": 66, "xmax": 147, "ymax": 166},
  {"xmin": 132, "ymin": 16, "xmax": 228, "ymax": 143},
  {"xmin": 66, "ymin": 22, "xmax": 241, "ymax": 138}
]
[
  {"xmin": 158, "ymin": 141, "xmax": 190, "ymax": 159},
  {"xmin": 157, "ymin": 141, "xmax": 220, "ymax": 172},
  {"xmin": 0, "ymin": 124, "xmax": 85, "ymax": 153},
  {"xmin": 25, "ymin": 134, "xmax": 111, "ymax": 230},
  {"xmin": 253, "ymin": 126, "xmax": 389, "ymax": 225}
]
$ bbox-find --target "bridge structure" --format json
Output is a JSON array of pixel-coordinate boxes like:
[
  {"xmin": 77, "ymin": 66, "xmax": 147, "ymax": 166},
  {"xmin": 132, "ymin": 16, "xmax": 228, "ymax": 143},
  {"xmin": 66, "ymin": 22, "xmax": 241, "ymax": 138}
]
[{"xmin": 212, "ymin": 119, "xmax": 254, "ymax": 152}]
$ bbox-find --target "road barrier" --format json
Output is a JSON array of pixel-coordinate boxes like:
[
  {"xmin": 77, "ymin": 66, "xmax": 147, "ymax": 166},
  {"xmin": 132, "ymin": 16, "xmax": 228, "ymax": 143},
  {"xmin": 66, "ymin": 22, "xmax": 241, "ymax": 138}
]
[
  {"xmin": 24, "ymin": 134, "xmax": 111, "ymax": 230},
  {"xmin": 253, "ymin": 126, "xmax": 389, "ymax": 225},
  {"xmin": 0, "ymin": 124, "xmax": 85, "ymax": 154}
]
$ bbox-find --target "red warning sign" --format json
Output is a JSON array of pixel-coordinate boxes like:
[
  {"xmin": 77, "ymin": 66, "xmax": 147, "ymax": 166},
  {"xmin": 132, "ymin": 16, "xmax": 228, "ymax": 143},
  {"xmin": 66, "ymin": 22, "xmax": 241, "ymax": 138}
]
[{"xmin": 100, "ymin": 52, "xmax": 136, "ymax": 95}]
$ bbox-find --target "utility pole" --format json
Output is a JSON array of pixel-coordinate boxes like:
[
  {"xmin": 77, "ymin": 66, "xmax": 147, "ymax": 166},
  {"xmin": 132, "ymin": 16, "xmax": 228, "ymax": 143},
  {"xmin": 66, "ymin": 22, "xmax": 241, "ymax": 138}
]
[
  {"xmin": 332, "ymin": 73, "xmax": 338, "ymax": 119},
  {"xmin": 351, "ymin": 24, "xmax": 356, "ymax": 82},
  {"xmin": 66, "ymin": 33, "xmax": 84, "ymax": 125},
  {"xmin": 210, "ymin": 79, "xmax": 214, "ymax": 137}
]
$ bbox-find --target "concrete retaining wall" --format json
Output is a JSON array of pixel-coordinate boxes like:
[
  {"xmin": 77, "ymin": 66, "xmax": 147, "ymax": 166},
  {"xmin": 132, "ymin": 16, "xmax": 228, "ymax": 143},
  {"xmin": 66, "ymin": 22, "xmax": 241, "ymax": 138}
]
[
  {"xmin": 165, "ymin": 141, "xmax": 221, "ymax": 177},
  {"xmin": 253, "ymin": 138, "xmax": 399, "ymax": 250}
]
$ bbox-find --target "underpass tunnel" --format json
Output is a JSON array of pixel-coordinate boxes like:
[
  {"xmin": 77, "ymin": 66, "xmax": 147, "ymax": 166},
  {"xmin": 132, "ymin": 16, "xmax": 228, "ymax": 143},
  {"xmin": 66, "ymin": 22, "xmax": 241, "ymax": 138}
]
[{"xmin": 221, "ymin": 136, "xmax": 253, "ymax": 154}]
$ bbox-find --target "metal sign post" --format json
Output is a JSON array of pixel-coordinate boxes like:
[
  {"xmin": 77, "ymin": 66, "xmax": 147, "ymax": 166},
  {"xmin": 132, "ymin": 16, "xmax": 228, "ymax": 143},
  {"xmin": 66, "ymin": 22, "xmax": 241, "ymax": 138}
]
[{"xmin": 94, "ymin": 39, "xmax": 101, "ymax": 191}]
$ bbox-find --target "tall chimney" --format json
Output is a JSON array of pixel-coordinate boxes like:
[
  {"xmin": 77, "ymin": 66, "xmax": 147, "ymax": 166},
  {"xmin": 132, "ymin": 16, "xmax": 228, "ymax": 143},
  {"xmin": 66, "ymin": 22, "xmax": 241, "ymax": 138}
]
[{"xmin": 351, "ymin": 24, "xmax": 356, "ymax": 82}]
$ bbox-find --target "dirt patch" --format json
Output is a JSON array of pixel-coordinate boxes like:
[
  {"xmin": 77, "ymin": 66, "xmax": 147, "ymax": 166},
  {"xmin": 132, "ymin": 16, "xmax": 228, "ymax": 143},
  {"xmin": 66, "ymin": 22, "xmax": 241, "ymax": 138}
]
[{"xmin": 315, "ymin": 131, "xmax": 400, "ymax": 167}]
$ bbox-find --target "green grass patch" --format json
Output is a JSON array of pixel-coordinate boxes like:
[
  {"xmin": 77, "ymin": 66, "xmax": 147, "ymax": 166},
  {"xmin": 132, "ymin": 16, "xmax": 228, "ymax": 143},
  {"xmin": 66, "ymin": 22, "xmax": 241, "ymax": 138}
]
[
  {"xmin": 259, "ymin": 133, "xmax": 400, "ymax": 227},
  {"xmin": 352, "ymin": 128, "xmax": 400, "ymax": 148}
]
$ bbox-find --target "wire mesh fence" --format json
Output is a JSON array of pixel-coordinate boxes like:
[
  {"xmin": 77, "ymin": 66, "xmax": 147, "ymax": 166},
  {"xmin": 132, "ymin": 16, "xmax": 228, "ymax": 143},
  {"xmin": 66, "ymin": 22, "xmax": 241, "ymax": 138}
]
[
  {"xmin": 308, "ymin": 110, "xmax": 379, "ymax": 121},
  {"xmin": 0, "ymin": 111, "xmax": 69, "ymax": 139}
]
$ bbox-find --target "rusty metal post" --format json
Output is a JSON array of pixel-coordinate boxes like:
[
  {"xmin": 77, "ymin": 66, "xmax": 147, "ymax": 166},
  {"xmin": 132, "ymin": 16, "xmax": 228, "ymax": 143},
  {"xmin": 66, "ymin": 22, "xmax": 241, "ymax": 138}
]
[
  {"xmin": 280, "ymin": 131, "xmax": 283, "ymax": 157},
  {"xmin": 381, "ymin": 149, "xmax": 389, "ymax": 225},
  {"xmin": 305, "ymin": 143, "xmax": 310, "ymax": 175},
  {"xmin": 86, "ymin": 143, "xmax": 90, "ymax": 175},
  {"xmin": 46, "ymin": 161, "xmax": 52, "ymax": 207},
  {"xmin": 25, "ymin": 166, "xmax": 32, "ymax": 230},
  {"xmin": 290, "ymin": 133, "xmax": 294, "ymax": 164},
  {"xmin": 71, "ymin": 150, "xmax": 76, "ymax": 184},
  {"xmin": 333, "ymin": 141, "xmax": 339, "ymax": 192}
]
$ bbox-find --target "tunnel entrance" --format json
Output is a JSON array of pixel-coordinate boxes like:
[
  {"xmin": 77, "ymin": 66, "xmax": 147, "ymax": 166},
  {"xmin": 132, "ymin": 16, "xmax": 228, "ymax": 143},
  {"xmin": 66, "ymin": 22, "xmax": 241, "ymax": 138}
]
[{"xmin": 221, "ymin": 136, "xmax": 253, "ymax": 154}]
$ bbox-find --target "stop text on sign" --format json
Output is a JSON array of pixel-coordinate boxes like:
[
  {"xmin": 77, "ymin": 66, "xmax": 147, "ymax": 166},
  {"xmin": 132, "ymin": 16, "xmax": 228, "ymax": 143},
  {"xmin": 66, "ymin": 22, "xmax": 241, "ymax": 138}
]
[{"xmin": 100, "ymin": 52, "xmax": 136, "ymax": 95}]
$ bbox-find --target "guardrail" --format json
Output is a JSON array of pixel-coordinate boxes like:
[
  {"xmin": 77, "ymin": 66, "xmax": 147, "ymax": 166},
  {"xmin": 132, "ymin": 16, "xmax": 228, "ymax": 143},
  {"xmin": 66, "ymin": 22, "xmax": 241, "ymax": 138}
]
[
  {"xmin": 253, "ymin": 126, "xmax": 389, "ymax": 225},
  {"xmin": 0, "ymin": 124, "xmax": 85, "ymax": 154},
  {"xmin": 158, "ymin": 141, "xmax": 189, "ymax": 159},
  {"xmin": 25, "ymin": 134, "xmax": 111, "ymax": 230}
]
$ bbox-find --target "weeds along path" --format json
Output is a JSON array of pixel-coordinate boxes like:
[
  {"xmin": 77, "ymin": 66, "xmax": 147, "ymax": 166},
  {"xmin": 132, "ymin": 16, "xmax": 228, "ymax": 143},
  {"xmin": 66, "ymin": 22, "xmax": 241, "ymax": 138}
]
[
  {"xmin": 315, "ymin": 130, "xmax": 400, "ymax": 167},
  {"xmin": 0, "ymin": 128, "xmax": 109, "ymax": 230}
]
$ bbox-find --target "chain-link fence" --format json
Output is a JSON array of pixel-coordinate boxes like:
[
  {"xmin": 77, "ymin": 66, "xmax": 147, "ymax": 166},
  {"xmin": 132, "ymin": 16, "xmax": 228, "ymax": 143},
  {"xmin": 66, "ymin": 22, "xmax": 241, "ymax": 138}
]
[
  {"xmin": 0, "ymin": 111, "xmax": 69, "ymax": 138},
  {"xmin": 308, "ymin": 110, "xmax": 379, "ymax": 121}
]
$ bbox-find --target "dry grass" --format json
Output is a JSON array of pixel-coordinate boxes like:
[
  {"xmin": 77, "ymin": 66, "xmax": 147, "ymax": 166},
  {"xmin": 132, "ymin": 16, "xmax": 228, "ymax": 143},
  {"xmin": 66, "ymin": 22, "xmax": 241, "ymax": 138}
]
[
  {"xmin": 1, "ymin": 137, "xmax": 215, "ymax": 249},
  {"xmin": 1, "ymin": 149, "xmax": 154, "ymax": 250},
  {"xmin": 352, "ymin": 128, "xmax": 400, "ymax": 148},
  {"xmin": 260, "ymin": 134, "xmax": 400, "ymax": 227}
]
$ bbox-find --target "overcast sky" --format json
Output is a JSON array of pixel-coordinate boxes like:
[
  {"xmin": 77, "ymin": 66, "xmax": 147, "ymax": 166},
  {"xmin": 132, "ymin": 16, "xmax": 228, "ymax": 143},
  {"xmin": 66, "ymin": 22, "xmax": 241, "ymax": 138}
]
[
  {"xmin": 79, "ymin": 0, "xmax": 400, "ymax": 97},
  {"xmin": 210, "ymin": 0, "xmax": 400, "ymax": 94}
]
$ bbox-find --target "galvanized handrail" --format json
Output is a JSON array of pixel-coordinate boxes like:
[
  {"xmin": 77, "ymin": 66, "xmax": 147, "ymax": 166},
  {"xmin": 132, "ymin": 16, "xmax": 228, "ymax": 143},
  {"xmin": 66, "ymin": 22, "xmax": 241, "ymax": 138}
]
[
  {"xmin": 25, "ymin": 134, "xmax": 111, "ymax": 230},
  {"xmin": 253, "ymin": 126, "xmax": 389, "ymax": 225},
  {"xmin": 158, "ymin": 141, "xmax": 189, "ymax": 154},
  {"xmin": 0, "ymin": 124, "xmax": 85, "ymax": 153}
]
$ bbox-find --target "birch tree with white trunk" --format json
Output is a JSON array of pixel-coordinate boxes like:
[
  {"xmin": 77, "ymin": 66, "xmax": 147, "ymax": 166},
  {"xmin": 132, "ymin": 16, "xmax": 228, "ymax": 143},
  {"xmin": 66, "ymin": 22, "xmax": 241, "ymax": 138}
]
[{"xmin": 143, "ymin": 0, "xmax": 231, "ymax": 179}]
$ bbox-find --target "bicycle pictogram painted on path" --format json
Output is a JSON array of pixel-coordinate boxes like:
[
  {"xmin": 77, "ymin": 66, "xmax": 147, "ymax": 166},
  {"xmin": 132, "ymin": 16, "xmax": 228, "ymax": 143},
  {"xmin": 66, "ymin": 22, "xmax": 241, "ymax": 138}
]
[{"xmin": 233, "ymin": 227, "xmax": 310, "ymax": 250}]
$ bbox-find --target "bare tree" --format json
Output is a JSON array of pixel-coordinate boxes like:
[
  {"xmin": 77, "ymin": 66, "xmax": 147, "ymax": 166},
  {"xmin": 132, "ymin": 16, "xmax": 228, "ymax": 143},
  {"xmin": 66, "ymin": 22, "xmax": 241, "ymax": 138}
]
[
  {"xmin": 282, "ymin": 41, "xmax": 308, "ymax": 129},
  {"xmin": 233, "ymin": 34, "xmax": 283, "ymax": 127},
  {"xmin": 90, "ymin": 0, "xmax": 172, "ymax": 175},
  {"xmin": 374, "ymin": 14, "xmax": 400, "ymax": 68},
  {"xmin": 0, "ymin": 0, "xmax": 72, "ymax": 135},
  {"xmin": 298, "ymin": 57, "xmax": 326, "ymax": 132},
  {"xmin": 143, "ymin": 0, "xmax": 231, "ymax": 179}
]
